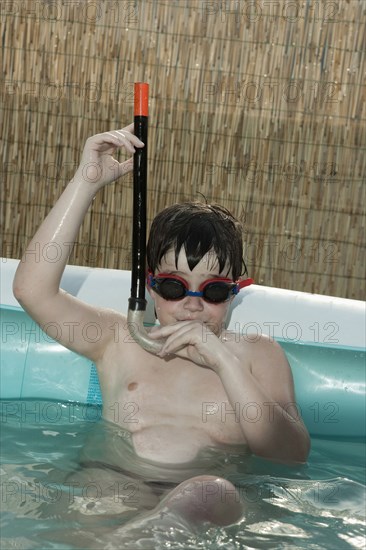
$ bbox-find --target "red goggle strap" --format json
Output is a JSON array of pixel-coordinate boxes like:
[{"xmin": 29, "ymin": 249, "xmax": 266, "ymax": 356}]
[{"xmin": 237, "ymin": 278, "xmax": 255, "ymax": 289}]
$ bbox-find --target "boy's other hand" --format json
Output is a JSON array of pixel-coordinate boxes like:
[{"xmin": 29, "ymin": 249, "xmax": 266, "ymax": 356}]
[{"xmin": 149, "ymin": 321, "xmax": 228, "ymax": 372}]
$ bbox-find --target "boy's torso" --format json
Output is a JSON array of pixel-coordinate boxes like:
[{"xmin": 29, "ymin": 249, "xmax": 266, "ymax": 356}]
[{"xmin": 96, "ymin": 325, "xmax": 249, "ymax": 464}]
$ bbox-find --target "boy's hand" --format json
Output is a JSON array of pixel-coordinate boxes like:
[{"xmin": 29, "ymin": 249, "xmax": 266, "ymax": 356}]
[
  {"xmin": 74, "ymin": 124, "xmax": 144, "ymax": 189},
  {"xmin": 149, "ymin": 321, "xmax": 228, "ymax": 372}
]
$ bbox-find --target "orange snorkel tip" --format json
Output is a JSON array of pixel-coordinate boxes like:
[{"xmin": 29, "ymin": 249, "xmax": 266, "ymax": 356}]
[{"xmin": 134, "ymin": 82, "xmax": 149, "ymax": 116}]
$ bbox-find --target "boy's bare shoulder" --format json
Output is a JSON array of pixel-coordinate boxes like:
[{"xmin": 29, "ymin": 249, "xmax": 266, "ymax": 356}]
[
  {"xmin": 94, "ymin": 306, "xmax": 130, "ymax": 344},
  {"xmin": 66, "ymin": 303, "xmax": 130, "ymax": 364},
  {"xmin": 238, "ymin": 333, "xmax": 288, "ymax": 365},
  {"xmin": 225, "ymin": 330, "xmax": 285, "ymax": 358},
  {"xmin": 226, "ymin": 332, "xmax": 296, "ymax": 407}
]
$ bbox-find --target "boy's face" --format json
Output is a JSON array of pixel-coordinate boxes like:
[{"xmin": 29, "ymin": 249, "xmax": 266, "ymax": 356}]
[{"xmin": 148, "ymin": 248, "xmax": 234, "ymax": 335}]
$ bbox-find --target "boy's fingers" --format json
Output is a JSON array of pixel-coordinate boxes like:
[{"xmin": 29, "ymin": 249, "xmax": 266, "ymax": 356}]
[
  {"xmin": 149, "ymin": 321, "xmax": 194, "ymax": 338},
  {"xmin": 117, "ymin": 123, "xmax": 145, "ymax": 146},
  {"xmin": 123, "ymin": 122, "xmax": 135, "ymax": 134},
  {"xmin": 117, "ymin": 158, "xmax": 133, "ymax": 176},
  {"xmin": 114, "ymin": 129, "xmax": 144, "ymax": 144},
  {"xmin": 156, "ymin": 327, "xmax": 199, "ymax": 354},
  {"xmin": 103, "ymin": 131, "xmax": 134, "ymax": 154},
  {"xmin": 149, "ymin": 325, "xmax": 162, "ymax": 335}
]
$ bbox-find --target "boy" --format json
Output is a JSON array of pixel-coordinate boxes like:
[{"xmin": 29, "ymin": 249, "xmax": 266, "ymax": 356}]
[{"xmin": 13, "ymin": 125, "xmax": 310, "ymax": 529}]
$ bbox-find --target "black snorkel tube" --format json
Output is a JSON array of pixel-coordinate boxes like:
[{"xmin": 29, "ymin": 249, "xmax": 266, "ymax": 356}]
[{"xmin": 127, "ymin": 83, "xmax": 163, "ymax": 353}]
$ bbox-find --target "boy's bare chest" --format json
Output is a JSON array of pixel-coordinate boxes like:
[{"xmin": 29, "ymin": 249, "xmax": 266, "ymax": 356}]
[{"xmin": 98, "ymin": 345, "xmax": 246, "ymax": 447}]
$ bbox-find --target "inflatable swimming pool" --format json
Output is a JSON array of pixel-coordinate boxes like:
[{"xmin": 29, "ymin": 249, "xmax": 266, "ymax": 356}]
[{"xmin": 1, "ymin": 258, "xmax": 365, "ymax": 438}]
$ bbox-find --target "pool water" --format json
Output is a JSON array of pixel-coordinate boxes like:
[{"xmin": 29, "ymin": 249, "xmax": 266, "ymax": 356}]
[{"xmin": 1, "ymin": 400, "xmax": 365, "ymax": 549}]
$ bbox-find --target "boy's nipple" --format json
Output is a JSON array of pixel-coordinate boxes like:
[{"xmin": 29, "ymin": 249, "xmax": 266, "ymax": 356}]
[{"xmin": 128, "ymin": 382, "xmax": 138, "ymax": 391}]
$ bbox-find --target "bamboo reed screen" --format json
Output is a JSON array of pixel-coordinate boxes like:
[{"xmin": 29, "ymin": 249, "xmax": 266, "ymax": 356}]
[{"xmin": 1, "ymin": 0, "xmax": 365, "ymax": 299}]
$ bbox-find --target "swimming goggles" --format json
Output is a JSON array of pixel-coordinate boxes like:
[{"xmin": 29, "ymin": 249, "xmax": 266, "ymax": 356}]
[{"xmin": 147, "ymin": 272, "xmax": 254, "ymax": 304}]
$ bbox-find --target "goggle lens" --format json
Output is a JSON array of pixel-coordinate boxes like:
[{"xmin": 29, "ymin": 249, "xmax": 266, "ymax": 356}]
[
  {"xmin": 201, "ymin": 282, "xmax": 232, "ymax": 303},
  {"xmin": 156, "ymin": 278, "xmax": 187, "ymax": 300}
]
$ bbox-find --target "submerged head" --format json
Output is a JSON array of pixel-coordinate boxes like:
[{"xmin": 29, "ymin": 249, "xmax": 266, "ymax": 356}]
[{"xmin": 146, "ymin": 202, "xmax": 252, "ymax": 332}]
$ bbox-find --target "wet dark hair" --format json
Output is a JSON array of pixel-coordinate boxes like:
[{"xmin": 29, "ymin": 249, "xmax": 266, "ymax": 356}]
[{"xmin": 147, "ymin": 202, "xmax": 247, "ymax": 280}]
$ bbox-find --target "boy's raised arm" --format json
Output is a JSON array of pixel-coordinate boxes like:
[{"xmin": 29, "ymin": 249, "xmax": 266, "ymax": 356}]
[{"xmin": 13, "ymin": 125, "xmax": 144, "ymax": 362}]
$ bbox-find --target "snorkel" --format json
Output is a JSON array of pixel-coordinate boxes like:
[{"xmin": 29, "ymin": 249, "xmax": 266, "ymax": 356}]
[{"xmin": 127, "ymin": 83, "xmax": 163, "ymax": 353}]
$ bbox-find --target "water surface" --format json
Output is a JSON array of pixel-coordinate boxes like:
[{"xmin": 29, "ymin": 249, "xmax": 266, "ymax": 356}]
[{"xmin": 1, "ymin": 400, "xmax": 365, "ymax": 549}]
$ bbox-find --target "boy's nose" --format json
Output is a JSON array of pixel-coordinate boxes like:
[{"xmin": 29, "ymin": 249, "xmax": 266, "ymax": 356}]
[{"xmin": 183, "ymin": 295, "xmax": 205, "ymax": 311}]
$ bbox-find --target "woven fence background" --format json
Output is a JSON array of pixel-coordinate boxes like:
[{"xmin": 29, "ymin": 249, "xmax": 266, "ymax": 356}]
[{"xmin": 1, "ymin": 0, "xmax": 365, "ymax": 299}]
